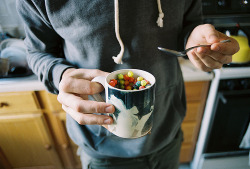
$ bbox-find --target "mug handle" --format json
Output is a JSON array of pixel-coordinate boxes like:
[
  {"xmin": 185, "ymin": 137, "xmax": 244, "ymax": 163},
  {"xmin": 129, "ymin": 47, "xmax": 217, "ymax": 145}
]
[{"xmin": 90, "ymin": 76, "xmax": 106, "ymax": 102}]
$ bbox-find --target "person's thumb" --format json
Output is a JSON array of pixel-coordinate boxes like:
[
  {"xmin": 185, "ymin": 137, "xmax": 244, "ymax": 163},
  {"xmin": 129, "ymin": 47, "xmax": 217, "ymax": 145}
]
[{"xmin": 201, "ymin": 24, "xmax": 220, "ymax": 43}]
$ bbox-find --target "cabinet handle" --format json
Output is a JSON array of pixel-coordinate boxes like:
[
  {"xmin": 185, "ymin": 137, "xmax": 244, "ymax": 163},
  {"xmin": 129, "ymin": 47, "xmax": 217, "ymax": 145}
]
[
  {"xmin": 44, "ymin": 144, "xmax": 52, "ymax": 150},
  {"xmin": 0, "ymin": 102, "xmax": 9, "ymax": 108}
]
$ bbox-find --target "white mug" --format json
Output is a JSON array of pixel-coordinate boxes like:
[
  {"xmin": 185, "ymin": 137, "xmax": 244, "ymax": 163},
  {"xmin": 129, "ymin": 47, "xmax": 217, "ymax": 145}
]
[{"xmin": 91, "ymin": 69, "xmax": 156, "ymax": 138}]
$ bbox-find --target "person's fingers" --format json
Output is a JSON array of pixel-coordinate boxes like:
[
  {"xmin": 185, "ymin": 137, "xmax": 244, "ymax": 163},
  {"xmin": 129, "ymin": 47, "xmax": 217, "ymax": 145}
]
[
  {"xmin": 196, "ymin": 52, "xmax": 223, "ymax": 69},
  {"xmin": 59, "ymin": 77, "xmax": 104, "ymax": 95},
  {"xmin": 62, "ymin": 105, "xmax": 113, "ymax": 125},
  {"xmin": 186, "ymin": 24, "xmax": 240, "ymax": 71},
  {"xmin": 63, "ymin": 68, "xmax": 109, "ymax": 81},
  {"xmin": 200, "ymin": 24, "xmax": 220, "ymax": 43},
  {"xmin": 58, "ymin": 68, "xmax": 115, "ymax": 126},
  {"xmin": 57, "ymin": 92, "xmax": 115, "ymax": 114},
  {"xmin": 187, "ymin": 50, "xmax": 213, "ymax": 72},
  {"xmin": 59, "ymin": 69, "xmax": 110, "ymax": 95},
  {"xmin": 196, "ymin": 47, "xmax": 232, "ymax": 65},
  {"xmin": 210, "ymin": 35, "xmax": 240, "ymax": 55},
  {"xmin": 186, "ymin": 24, "xmax": 219, "ymax": 51}
]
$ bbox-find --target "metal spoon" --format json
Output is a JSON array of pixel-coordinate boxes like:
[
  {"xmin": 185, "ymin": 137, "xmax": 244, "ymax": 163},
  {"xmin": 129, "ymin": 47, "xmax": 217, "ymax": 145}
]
[{"xmin": 158, "ymin": 39, "xmax": 231, "ymax": 57}]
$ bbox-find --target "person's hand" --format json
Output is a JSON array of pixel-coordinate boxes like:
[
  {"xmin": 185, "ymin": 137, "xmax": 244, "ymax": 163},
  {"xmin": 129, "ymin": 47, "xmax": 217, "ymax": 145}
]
[
  {"xmin": 57, "ymin": 68, "xmax": 115, "ymax": 126},
  {"xmin": 186, "ymin": 24, "xmax": 240, "ymax": 72}
]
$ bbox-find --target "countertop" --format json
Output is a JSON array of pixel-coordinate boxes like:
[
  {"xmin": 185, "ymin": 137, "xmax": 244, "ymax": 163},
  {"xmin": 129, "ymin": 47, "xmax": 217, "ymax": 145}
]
[
  {"xmin": 0, "ymin": 59, "xmax": 214, "ymax": 93},
  {"xmin": 178, "ymin": 58, "xmax": 214, "ymax": 82},
  {"xmin": 0, "ymin": 75, "xmax": 45, "ymax": 92}
]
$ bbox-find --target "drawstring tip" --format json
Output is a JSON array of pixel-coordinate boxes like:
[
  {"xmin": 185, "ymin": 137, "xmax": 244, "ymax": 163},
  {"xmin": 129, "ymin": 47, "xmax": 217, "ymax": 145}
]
[
  {"xmin": 156, "ymin": 13, "xmax": 164, "ymax": 28},
  {"xmin": 157, "ymin": 18, "xmax": 163, "ymax": 28},
  {"xmin": 112, "ymin": 55, "xmax": 123, "ymax": 64}
]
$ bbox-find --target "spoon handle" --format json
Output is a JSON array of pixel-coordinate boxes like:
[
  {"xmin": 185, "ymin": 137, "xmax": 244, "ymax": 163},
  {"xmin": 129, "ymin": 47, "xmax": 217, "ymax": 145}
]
[
  {"xmin": 184, "ymin": 44, "xmax": 211, "ymax": 53},
  {"xmin": 184, "ymin": 39, "xmax": 231, "ymax": 53}
]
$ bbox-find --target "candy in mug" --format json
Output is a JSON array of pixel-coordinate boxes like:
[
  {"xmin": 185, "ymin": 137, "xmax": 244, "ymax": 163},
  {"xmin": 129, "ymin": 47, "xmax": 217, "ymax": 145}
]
[
  {"xmin": 91, "ymin": 69, "xmax": 156, "ymax": 138},
  {"xmin": 108, "ymin": 70, "xmax": 151, "ymax": 90}
]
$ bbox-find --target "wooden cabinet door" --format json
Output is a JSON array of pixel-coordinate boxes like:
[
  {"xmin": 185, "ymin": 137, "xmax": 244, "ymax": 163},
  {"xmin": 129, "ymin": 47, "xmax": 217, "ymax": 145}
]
[
  {"xmin": 57, "ymin": 112, "xmax": 82, "ymax": 169},
  {"xmin": 0, "ymin": 113, "xmax": 63, "ymax": 169},
  {"xmin": 180, "ymin": 81, "xmax": 210, "ymax": 163},
  {"xmin": 41, "ymin": 92, "xmax": 82, "ymax": 169},
  {"xmin": 0, "ymin": 146, "xmax": 11, "ymax": 169}
]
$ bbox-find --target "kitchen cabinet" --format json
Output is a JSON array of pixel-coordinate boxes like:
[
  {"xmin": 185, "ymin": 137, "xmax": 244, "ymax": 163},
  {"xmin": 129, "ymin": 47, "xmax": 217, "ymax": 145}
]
[
  {"xmin": 0, "ymin": 146, "xmax": 11, "ymax": 169},
  {"xmin": 180, "ymin": 81, "xmax": 210, "ymax": 163},
  {"xmin": 38, "ymin": 91, "xmax": 81, "ymax": 169},
  {"xmin": 0, "ymin": 91, "xmax": 63, "ymax": 169}
]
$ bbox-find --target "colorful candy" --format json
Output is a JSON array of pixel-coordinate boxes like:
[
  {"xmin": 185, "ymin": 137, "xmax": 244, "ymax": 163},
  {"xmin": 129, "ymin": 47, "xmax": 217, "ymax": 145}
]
[
  {"xmin": 137, "ymin": 76, "xmax": 143, "ymax": 81},
  {"xmin": 109, "ymin": 80, "xmax": 116, "ymax": 87},
  {"xmin": 136, "ymin": 81, "xmax": 141, "ymax": 87},
  {"xmin": 128, "ymin": 71, "xmax": 134, "ymax": 77},
  {"xmin": 117, "ymin": 73, "xmax": 124, "ymax": 80},
  {"xmin": 109, "ymin": 71, "xmax": 151, "ymax": 90},
  {"xmin": 141, "ymin": 80, "xmax": 147, "ymax": 86},
  {"xmin": 139, "ymin": 86, "xmax": 145, "ymax": 90}
]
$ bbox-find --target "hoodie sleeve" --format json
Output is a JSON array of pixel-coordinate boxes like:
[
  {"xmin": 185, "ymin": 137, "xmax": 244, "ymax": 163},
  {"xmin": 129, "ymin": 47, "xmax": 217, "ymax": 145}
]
[
  {"xmin": 16, "ymin": 0, "xmax": 74, "ymax": 94},
  {"xmin": 179, "ymin": 0, "xmax": 203, "ymax": 50}
]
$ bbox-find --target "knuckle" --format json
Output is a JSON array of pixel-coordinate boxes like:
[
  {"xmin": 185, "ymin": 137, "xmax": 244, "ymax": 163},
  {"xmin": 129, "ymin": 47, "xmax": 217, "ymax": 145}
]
[
  {"xmin": 88, "ymin": 84, "xmax": 96, "ymax": 95},
  {"xmin": 59, "ymin": 78, "xmax": 71, "ymax": 92},
  {"xmin": 97, "ymin": 120, "xmax": 104, "ymax": 125},
  {"xmin": 75, "ymin": 115, "xmax": 91, "ymax": 125},
  {"xmin": 202, "ymin": 23, "xmax": 214, "ymax": 30},
  {"xmin": 89, "ymin": 103, "xmax": 102, "ymax": 113},
  {"xmin": 93, "ymin": 69, "xmax": 102, "ymax": 75},
  {"xmin": 82, "ymin": 82, "xmax": 95, "ymax": 95},
  {"xmin": 80, "ymin": 115, "xmax": 101, "ymax": 125},
  {"xmin": 73, "ymin": 101, "xmax": 82, "ymax": 112},
  {"xmin": 95, "ymin": 117, "xmax": 104, "ymax": 125},
  {"xmin": 89, "ymin": 82, "xmax": 103, "ymax": 95},
  {"xmin": 199, "ymin": 54, "xmax": 206, "ymax": 59}
]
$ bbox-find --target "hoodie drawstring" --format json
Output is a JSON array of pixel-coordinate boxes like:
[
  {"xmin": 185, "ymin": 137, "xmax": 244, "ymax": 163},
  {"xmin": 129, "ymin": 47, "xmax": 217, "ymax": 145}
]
[
  {"xmin": 156, "ymin": 0, "xmax": 164, "ymax": 27},
  {"xmin": 112, "ymin": 0, "xmax": 164, "ymax": 64},
  {"xmin": 112, "ymin": 0, "xmax": 124, "ymax": 64}
]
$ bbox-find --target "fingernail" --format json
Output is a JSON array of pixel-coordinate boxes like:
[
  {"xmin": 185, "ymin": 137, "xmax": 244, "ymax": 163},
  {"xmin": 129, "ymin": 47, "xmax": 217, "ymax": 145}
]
[
  {"xmin": 105, "ymin": 105, "xmax": 114, "ymax": 113},
  {"xmin": 104, "ymin": 118, "xmax": 111, "ymax": 124}
]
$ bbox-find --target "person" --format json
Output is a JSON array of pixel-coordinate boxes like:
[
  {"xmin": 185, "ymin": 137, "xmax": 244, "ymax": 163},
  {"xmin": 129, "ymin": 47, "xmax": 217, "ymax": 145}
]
[{"xmin": 16, "ymin": 0, "xmax": 239, "ymax": 168}]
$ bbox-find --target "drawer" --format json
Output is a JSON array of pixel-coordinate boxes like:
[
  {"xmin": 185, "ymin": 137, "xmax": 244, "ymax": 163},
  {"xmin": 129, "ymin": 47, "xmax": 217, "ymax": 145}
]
[
  {"xmin": 185, "ymin": 81, "xmax": 210, "ymax": 101},
  {"xmin": 0, "ymin": 91, "xmax": 41, "ymax": 114},
  {"xmin": 181, "ymin": 122, "xmax": 197, "ymax": 144},
  {"xmin": 183, "ymin": 101, "xmax": 201, "ymax": 122}
]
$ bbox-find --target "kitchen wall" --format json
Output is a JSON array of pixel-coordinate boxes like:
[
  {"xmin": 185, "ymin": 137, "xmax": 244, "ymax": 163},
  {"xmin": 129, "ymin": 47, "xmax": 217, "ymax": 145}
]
[{"xmin": 0, "ymin": 0, "xmax": 24, "ymax": 38}]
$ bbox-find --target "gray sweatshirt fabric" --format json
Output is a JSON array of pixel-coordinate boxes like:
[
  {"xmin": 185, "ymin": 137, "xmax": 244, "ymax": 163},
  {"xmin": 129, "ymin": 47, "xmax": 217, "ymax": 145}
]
[{"xmin": 17, "ymin": 0, "xmax": 202, "ymax": 158}]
